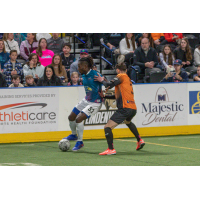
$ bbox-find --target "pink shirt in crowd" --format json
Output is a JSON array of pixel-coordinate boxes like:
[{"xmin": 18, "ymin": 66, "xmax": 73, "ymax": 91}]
[{"xmin": 32, "ymin": 49, "xmax": 54, "ymax": 67}]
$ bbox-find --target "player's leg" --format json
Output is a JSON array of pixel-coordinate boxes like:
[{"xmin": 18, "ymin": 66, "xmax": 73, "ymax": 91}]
[
  {"xmin": 99, "ymin": 110, "xmax": 126, "ymax": 155},
  {"xmin": 65, "ymin": 99, "xmax": 86, "ymax": 141},
  {"xmin": 72, "ymin": 101, "xmax": 102, "ymax": 151},
  {"xmin": 71, "ymin": 112, "xmax": 88, "ymax": 151},
  {"xmin": 64, "ymin": 111, "xmax": 78, "ymax": 140},
  {"xmin": 125, "ymin": 109, "xmax": 145, "ymax": 150}
]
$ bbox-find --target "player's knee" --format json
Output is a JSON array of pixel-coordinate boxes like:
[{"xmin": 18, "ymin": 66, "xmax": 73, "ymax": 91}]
[
  {"xmin": 75, "ymin": 118, "xmax": 83, "ymax": 123},
  {"xmin": 124, "ymin": 120, "xmax": 131, "ymax": 125},
  {"xmin": 68, "ymin": 115, "xmax": 75, "ymax": 121}
]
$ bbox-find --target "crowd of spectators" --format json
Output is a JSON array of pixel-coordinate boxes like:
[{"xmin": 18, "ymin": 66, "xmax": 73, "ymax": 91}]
[{"xmin": 0, "ymin": 33, "xmax": 200, "ymax": 88}]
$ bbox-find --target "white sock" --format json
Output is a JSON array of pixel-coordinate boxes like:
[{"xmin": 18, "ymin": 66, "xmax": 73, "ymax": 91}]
[
  {"xmin": 76, "ymin": 121, "xmax": 84, "ymax": 141},
  {"xmin": 69, "ymin": 120, "xmax": 77, "ymax": 135}
]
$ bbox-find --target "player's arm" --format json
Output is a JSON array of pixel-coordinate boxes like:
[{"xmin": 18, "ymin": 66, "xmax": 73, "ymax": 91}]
[{"xmin": 94, "ymin": 74, "xmax": 121, "ymax": 89}]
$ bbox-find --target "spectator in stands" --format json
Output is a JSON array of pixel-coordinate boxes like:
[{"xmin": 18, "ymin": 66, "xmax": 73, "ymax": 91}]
[
  {"xmin": 151, "ymin": 33, "xmax": 167, "ymax": 46},
  {"xmin": 24, "ymin": 75, "xmax": 36, "ymax": 87},
  {"xmin": 193, "ymin": 65, "xmax": 200, "ymax": 81},
  {"xmin": 3, "ymin": 33, "xmax": 20, "ymax": 55},
  {"xmin": 194, "ymin": 45, "xmax": 200, "ymax": 66},
  {"xmin": 103, "ymin": 33, "xmax": 124, "ymax": 51},
  {"xmin": 131, "ymin": 38, "xmax": 161, "ymax": 82},
  {"xmin": 103, "ymin": 34, "xmax": 124, "ymax": 68},
  {"xmin": 36, "ymin": 33, "xmax": 51, "ymax": 41},
  {"xmin": 67, "ymin": 72, "xmax": 82, "ymax": 86},
  {"xmin": 164, "ymin": 33, "xmax": 183, "ymax": 46},
  {"xmin": 60, "ymin": 43, "xmax": 75, "ymax": 80},
  {"xmin": 32, "ymin": 38, "xmax": 54, "ymax": 67},
  {"xmin": 70, "ymin": 49, "xmax": 90, "ymax": 79},
  {"xmin": 4, "ymin": 50, "xmax": 23, "ymax": 86},
  {"xmin": 47, "ymin": 33, "xmax": 64, "ymax": 54},
  {"xmin": 0, "ymin": 39, "xmax": 10, "ymax": 71},
  {"xmin": 14, "ymin": 33, "xmax": 27, "ymax": 46},
  {"xmin": 138, "ymin": 33, "xmax": 154, "ymax": 48},
  {"xmin": 159, "ymin": 44, "xmax": 175, "ymax": 73},
  {"xmin": 0, "ymin": 73, "xmax": 7, "ymax": 87},
  {"xmin": 23, "ymin": 53, "xmax": 45, "ymax": 82},
  {"xmin": 174, "ymin": 38, "xmax": 193, "ymax": 68},
  {"xmin": 9, "ymin": 74, "xmax": 24, "ymax": 87},
  {"xmin": 20, "ymin": 33, "xmax": 38, "ymax": 60},
  {"xmin": 161, "ymin": 59, "xmax": 188, "ymax": 82},
  {"xmin": 118, "ymin": 33, "xmax": 137, "ymax": 65},
  {"xmin": 37, "ymin": 65, "xmax": 62, "ymax": 86},
  {"xmin": 51, "ymin": 54, "xmax": 68, "ymax": 83}
]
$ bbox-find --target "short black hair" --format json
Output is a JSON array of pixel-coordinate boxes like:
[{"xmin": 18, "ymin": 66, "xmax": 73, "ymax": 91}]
[
  {"xmin": 63, "ymin": 43, "xmax": 71, "ymax": 49},
  {"xmin": 116, "ymin": 63, "xmax": 127, "ymax": 71}
]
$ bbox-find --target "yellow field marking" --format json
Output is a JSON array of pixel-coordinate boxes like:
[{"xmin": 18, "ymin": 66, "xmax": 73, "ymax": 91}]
[{"xmin": 115, "ymin": 139, "xmax": 200, "ymax": 151}]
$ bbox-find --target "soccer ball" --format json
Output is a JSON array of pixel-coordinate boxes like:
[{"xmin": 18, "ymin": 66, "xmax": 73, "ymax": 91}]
[{"xmin": 58, "ymin": 139, "xmax": 70, "ymax": 152}]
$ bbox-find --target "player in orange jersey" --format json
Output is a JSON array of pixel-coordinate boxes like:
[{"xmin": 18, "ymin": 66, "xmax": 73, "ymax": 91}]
[{"xmin": 94, "ymin": 63, "xmax": 145, "ymax": 155}]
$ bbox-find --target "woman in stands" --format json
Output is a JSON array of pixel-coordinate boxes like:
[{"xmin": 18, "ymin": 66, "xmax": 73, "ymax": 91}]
[
  {"xmin": 23, "ymin": 53, "xmax": 45, "ymax": 83},
  {"xmin": 32, "ymin": 38, "xmax": 54, "ymax": 67},
  {"xmin": 0, "ymin": 39, "xmax": 9, "ymax": 71},
  {"xmin": 138, "ymin": 33, "xmax": 154, "ymax": 48},
  {"xmin": 62, "ymin": 56, "xmax": 103, "ymax": 151},
  {"xmin": 37, "ymin": 65, "xmax": 62, "ymax": 86},
  {"xmin": 118, "ymin": 33, "xmax": 137, "ymax": 65},
  {"xmin": 173, "ymin": 38, "xmax": 194, "ymax": 69},
  {"xmin": 159, "ymin": 44, "xmax": 175, "ymax": 73},
  {"xmin": 3, "ymin": 33, "xmax": 20, "ymax": 55},
  {"xmin": 51, "ymin": 54, "xmax": 68, "ymax": 83},
  {"xmin": 20, "ymin": 33, "xmax": 38, "ymax": 60}
]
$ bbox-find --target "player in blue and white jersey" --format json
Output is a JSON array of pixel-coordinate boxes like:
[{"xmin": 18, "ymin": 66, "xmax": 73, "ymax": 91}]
[{"xmin": 63, "ymin": 56, "xmax": 103, "ymax": 151}]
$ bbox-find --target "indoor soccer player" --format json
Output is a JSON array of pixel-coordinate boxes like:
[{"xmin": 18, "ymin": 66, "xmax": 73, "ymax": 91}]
[
  {"xmin": 62, "ymin": 56, "xmax": 103, "ymax": 151},
  {"xmin": 94, "ymin": 62, "xmax": 145, "ymax": 155}
]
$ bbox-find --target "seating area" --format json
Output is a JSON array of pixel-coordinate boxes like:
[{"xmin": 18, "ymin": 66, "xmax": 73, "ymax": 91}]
[{"xmin": 1, "ymin": 33, "xmax": 200, "ymax": 88}]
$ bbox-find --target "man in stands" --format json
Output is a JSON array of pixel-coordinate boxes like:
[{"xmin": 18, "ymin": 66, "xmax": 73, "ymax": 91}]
[
  {"xmin": 131, "ymin": 38, "xmax": 162, "ymax": 82},
  {"xmin": 47, "ymin": 33, "xmax": 64, "ymax": 54}
]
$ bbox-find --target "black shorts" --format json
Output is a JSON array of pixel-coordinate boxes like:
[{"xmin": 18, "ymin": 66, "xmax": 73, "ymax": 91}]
[{"xmin": 110, "ymin": 108, "xmax": 136, "ymax": 124}]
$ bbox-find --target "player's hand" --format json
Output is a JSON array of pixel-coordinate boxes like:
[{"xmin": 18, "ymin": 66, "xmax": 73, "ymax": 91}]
[
  {"xmin": 105, "ymin": 86, "xmax": 110, "ymax": 93},
  {"xmin": 94, "ymin": 74, "xmax": 104, "ymax": 82},
  {"xmin": 98, "ymin": 90, "xmax": 105, "ymax": 98}
]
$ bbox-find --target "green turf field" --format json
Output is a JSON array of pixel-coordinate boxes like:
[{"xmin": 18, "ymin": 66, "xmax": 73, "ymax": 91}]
[{"xmin": 0, "ymin": 134, "xmax": 200, "ymax": 166}]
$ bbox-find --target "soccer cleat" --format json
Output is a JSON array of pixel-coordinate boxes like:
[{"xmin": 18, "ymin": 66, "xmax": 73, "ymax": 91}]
[
  {"xmin": 99, "ymin": 148, "xmax": 116, "ymax": 155},
  {"xmin": 64, "ymin": 134, "xmax": 78, "ymax": 141},
  {"xmin": 136, "ymin": 139, "xmax": 145, "ymax": 151},
  {"xmin": 72, "ymin": 141, "xmax": 84, "ymax": 151}
]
